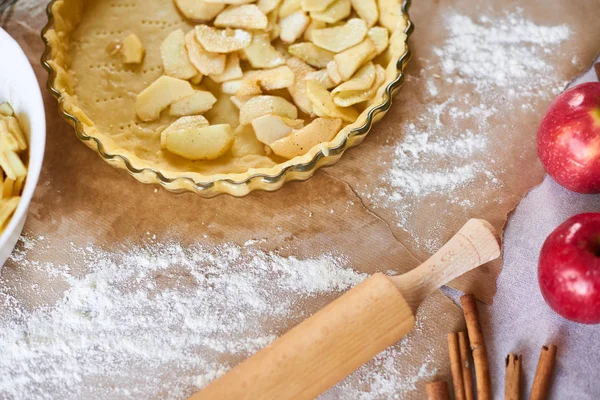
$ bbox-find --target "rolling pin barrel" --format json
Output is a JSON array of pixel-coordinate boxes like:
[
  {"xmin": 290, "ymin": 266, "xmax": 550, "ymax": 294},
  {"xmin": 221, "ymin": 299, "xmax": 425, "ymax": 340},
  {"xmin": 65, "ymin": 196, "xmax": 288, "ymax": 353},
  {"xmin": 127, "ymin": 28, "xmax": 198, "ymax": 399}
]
[
  {"xmin": 190, "ymin": 273, "xmax": 415, "ymax": 400},
  {"xmin": 190, "ymin": 219, "xmax": 500, "ymax": 400}
]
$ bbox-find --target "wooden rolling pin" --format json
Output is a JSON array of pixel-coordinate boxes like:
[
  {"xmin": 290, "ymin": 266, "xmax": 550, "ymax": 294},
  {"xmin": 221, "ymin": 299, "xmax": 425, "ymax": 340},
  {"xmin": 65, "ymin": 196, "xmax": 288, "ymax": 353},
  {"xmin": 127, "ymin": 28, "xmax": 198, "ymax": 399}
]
[{"xmin": 190, "ymin": 219, "xmax": 500, "ymax": 400}]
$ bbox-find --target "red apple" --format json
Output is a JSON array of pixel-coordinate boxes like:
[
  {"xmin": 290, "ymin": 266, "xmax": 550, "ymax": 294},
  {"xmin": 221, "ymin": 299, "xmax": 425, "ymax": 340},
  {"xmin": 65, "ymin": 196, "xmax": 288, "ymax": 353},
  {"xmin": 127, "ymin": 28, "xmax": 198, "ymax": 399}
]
[
  {"xmin": 538, "ymin": 213, "xmax": 600, "ymax": 324},
  {"xmin": 537, "ymin": 82, "xmax": 600, "ymax": 194}
]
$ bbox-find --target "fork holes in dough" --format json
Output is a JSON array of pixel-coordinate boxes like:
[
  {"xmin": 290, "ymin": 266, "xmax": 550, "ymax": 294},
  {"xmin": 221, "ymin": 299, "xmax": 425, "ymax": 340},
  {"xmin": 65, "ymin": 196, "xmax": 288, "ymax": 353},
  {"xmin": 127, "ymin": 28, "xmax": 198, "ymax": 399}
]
[{"xmin": 110, "ymin": 3, "xmax": 136, "ymax": 8}]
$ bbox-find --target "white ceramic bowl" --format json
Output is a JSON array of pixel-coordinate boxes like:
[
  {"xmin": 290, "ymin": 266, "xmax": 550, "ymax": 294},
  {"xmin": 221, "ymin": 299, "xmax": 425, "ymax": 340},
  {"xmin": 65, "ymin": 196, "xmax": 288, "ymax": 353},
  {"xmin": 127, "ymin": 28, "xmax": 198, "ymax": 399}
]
[{"xmin": 0, "ymin": 28, "xmax": 46, "ymax": 269}]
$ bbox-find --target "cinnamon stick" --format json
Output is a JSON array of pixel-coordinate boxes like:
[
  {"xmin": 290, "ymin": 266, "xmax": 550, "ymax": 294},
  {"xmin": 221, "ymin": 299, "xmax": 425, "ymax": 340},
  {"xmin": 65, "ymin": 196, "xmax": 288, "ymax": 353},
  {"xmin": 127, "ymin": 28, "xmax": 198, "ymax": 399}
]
[
  {"xmin": 594, "ymin": 62, "xmax": 600, "ymax": 81},
  {"xmin": 426, "ymin": 380, "xmax": 451, "ymax": 400},
  {"xmin": 460, "ymin": 294, "xmax": 491, "ymax": 400},
  {"xmin": 458, "ymin": 331, "xmax": 474, "ymax": 400},
  {"xmin": 448, "ymin": 332, "xmax": 466, "ymax": 400},
  {"xmin": 530, "ymin": 345, "xmax": 557, "ymax": 400},
  {"xmin": 505, "ymin": 353, "xmax": 521, "ymax": 400}
]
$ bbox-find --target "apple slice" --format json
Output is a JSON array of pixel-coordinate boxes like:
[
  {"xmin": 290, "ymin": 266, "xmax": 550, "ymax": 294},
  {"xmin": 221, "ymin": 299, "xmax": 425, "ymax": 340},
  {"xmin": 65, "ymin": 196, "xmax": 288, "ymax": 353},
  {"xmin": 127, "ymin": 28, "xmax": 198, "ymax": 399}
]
[
  {"xmin": 257, "ymin": 0, "xmax": 281, "ymax": 14},
  {"xmin": 161, "ymin": 29, "xmax": 198, "ymax": 80},
  {"xmin": 350, "ymin": 0, "xmax": 378, "ymax": 27},
  {"xmin": 170, "ymin": 91, "xmax": 218, "ymax": 116},
  {"xmin": 310, "ymin": 18, "xmax": 367, "ymax": 52},
  {"xmin": 12, "ymin": 175, "xmax": 25, "ymax": 196},
  {"xmin": 214, "ymin": 5, "xmax": 268, "ymax": 30},
  {"xmin": 309, "ymin": 0, "xmax": 350, "ymax": 24},
  {"xmin": 161, "ymin": 115, "xmax": 209, "ymax": 148},
  {"xmin": 239, "ymin": 95, "xmax": 298, "ymax": 125},
  {"xmin": 251, "ymin": 114, "xmax": 304, "ymax": 145},
  {"xmin": 0, "ymin": 102, "xmax": 14, "ymax": 116},
  {"xmin": 221, "ymin": 79, "xmax": 244, "ymax": 95},
  {"xmin": 122, "ymin": 34, "xmax": 145, "ymax": 64},
  {"xmin": 367, "ymin": 27, "xmax": 389, "ymax": 56},
  {"xmin": 279, "ymin": 0, "xmax": 302, "ymax": 17},
  {"xmin": 244, "ymin": 65, "xmax": 295, "ymax": 90},
  {"xmin": 204, "ymin": 0, "xmax": 255, "ymax": 3},
  {"xmin": 0, "ymin": 197, "xmax": 20, "ymax": 226},
  {"xmin": 266, "ymin": 10, "xmax": 281, "ymax": 40},
  {"xmin": 222, "ymin": 79, "xmax": 263, "ymax": 97},
  {"xmin": 237, "ymin": 81, "xmax": 263, "ymax": 97},
  {"xmin": 269, "ymin": 117, "xmax": 342, "ymax": 159},
  {"xmin": 191, "ymin": 73, "xmax": 204, "ymax": 85},
  {"xmin": 377, "ymin": 0, "xmax": 403, "ymax": 31},
  {"xmin": 333, "ymin": 64, "xmax": 385, "ymax": 107},
  {"xmin": 194, "ymin": 25, "xmax": 252, "ymax": 53},
  {"xmin": 287, "ymin": 42, "xmax": 334, "ymax": 69},
  {"xmin": 301, "ymin": 0, "xmax": 335, "ymax": 12},
  {"xmin": 230, "ymin": 94, "xmax": 253, "ymax": 109},
  {"xmin": 332, "ymin": 62, "xmax": 376, "ymax": 94},
  {"xmin": 162, "ymin": 117, "xmax": 234, "ymax": 160},
  {"xmin": 326, "ymin": 60, "xmax": 343, "ymax": 84},
  {"xmin": 242, "ymin": 33, "xmax": 285, "ymax": 69},
  {"xmin": 185, "ymin": 31, "xmax": 226, "ymax": 75},
  {"xmin": 2, "ymin": 116, "xmax": 27, "ymax": 151},
  {"xmin": 306, "ymin": 80, "xmax": 358, "ymax": 122},
  {"xmin": 0, "ymin": 120, "xmax": 20, "ymax": 152},
  {"xmin": 332, "ymin": 38, "xmax": 376, "ymax": 80},
  {"xmin": 231, "ymin": 124, "xmax": 266, "ymax": 157},
  {"xmin": 286, "ymin": 57, "xmax": 316, "ymax": 115},
  {"xmin": 136, "ymin": 76, "xmax": 195, "ymax": 121},
  {"xmin": 303, "ymin": 19, "xmax": 326, "ymax": 41},
  {"xmin": 279, "ymin": 11, "xmax": 310, "ymax": 43},
  {"xmin": 209, "ymin": 53, "xmax": 243, "ymax": 82},
  {"xmin": 173, "ymin": 0, "xmax": 224, "ymax": 21},
  {"xmin": 382, "ymin": 28, "xmax": 407, "ymax": 68},
  {"xmin": 306, "ymin": 69, "xmax": 336, "ymax": 89},
  {"xmin": 0, "ymin": 150, "xmax": 27, "ymax": 180}
]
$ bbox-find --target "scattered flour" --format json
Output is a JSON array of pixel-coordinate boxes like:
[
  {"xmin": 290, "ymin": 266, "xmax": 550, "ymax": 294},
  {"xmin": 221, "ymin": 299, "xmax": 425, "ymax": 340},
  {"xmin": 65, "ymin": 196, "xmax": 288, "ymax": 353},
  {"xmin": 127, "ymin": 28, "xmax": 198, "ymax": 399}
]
[
  {"xmin": 329, "ymin": 318, "xmax": 437, "ymax": 400},
  {"xmin": 438, "ymin": 13, "xmax": 570, "ymax": 93},
  {"xmin": 0, "ymin": 236, "xmax": 434, "ymax": 399},
  {"xmin": 370, "ymin": 9, "xmax": 571, "ymax": 252}
]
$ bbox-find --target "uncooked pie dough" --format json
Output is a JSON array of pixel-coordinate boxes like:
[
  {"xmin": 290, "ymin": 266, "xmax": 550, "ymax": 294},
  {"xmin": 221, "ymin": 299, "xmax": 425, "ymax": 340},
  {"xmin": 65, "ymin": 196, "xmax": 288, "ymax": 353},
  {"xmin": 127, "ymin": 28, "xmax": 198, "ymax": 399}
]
[{"xmin": 45, "ymin": 0, "xmax": 408, "ymax": 183}]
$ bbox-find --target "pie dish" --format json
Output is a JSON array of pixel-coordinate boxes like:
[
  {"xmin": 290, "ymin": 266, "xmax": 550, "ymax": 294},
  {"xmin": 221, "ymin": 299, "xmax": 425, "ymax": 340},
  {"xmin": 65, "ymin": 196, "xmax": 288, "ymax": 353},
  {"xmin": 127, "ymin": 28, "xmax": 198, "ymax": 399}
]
[{"xmin": 42, "ymin": 0, "xmax": 412, "ymax": 196}]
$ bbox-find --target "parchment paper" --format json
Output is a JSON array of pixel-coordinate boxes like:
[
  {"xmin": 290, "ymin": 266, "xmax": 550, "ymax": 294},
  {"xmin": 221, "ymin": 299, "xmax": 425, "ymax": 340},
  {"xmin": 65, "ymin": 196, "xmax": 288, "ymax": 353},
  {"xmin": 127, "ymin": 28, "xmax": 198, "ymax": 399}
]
[
  {"xmin": 481, "ymin": 57, "xmax": 600, "ymax": 400},
  {"xmin": 1, "ymin": 0, "xmax": 600, "ymax": 398}
]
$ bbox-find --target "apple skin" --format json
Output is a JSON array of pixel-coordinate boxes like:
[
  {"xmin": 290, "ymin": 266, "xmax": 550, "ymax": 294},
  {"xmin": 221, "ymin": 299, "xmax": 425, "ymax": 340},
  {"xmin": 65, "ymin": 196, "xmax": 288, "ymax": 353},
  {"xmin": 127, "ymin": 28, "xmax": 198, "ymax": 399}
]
[
  {"xmin": 537, "ymin": 82, "xmax": 600, "ymax": 194},
  {"xmin": 538, "ymin": 213, "xmax": 600, "ymax": 324}
]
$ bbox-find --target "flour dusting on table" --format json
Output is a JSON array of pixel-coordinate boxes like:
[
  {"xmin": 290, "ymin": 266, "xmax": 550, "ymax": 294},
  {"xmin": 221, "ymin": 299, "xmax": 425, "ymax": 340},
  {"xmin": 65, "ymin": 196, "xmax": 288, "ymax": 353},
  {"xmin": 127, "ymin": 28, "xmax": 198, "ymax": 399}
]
[
  {"xmin": 0, "ymin": 236, "xmax": 434, "ymax": 400},
  {"xmin": 370, "ymin": 10, "xmax": 570, "ymax": 252}
]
